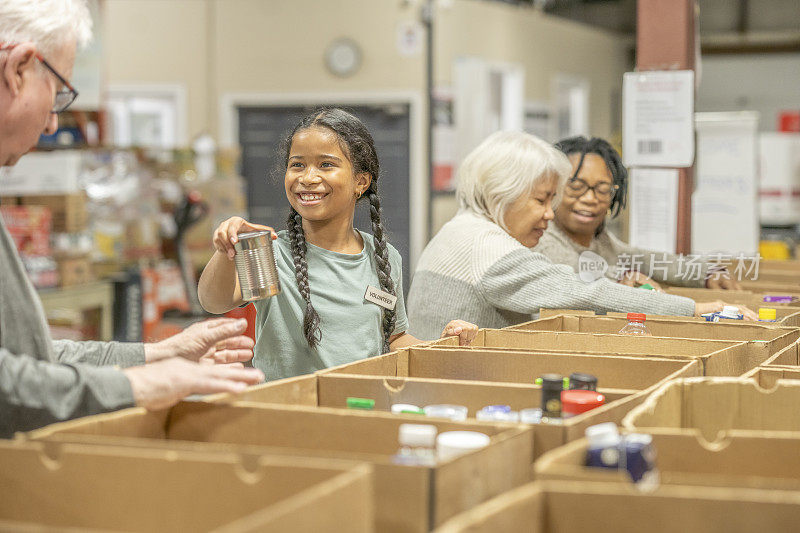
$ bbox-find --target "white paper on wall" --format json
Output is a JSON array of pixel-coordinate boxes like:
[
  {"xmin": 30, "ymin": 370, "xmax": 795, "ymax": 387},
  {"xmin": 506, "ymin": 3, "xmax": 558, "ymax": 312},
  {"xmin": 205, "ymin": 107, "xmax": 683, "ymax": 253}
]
[
  {"xmin": 623, "ymin": 70, "xmax": 695, "ymax": 168},
  {"xmin": 628, "ymin": 167, "xmax": 679, "ymax": 254}
]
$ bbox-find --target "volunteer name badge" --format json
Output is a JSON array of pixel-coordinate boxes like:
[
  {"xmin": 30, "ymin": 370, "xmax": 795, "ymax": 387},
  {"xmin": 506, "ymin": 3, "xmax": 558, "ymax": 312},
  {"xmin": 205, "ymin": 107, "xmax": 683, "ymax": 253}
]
[
  {"xmin": 364, "ymin": 285, "xmax": 397, "ymax": 311},
  {"xmin": 622, "ymin": 70, "xmax": 695, "ymax": 168}
]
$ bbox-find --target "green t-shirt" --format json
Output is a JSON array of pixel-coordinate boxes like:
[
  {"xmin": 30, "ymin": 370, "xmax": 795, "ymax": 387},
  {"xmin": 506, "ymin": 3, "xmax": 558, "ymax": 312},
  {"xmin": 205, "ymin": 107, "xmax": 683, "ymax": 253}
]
[{"xmin": 253, "ymin": 230, "xmax": 409, "ymax": 381}]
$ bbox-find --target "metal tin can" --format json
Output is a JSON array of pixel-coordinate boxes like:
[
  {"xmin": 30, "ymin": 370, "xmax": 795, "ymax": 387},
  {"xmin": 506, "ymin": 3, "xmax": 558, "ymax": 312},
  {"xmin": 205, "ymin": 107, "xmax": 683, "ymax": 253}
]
[{"xmin": 233, "ymin": 231, "xmax": 281, "ymax": 301}]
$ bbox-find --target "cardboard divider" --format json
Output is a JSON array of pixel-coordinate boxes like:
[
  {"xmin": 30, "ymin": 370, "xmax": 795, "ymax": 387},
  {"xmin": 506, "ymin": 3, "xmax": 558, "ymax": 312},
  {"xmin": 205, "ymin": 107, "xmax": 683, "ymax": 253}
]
[
  {"xmin": 424, "ymin": 329, "xmax": 749, "ymax": 376},
  {"xmin": 534, "ymin": 432, "xmax": 800, "ymax": 492},
  {"xmin": 622, "ymin": 377, "xmax": 800, "ymax": 444},
  {"xmin": 433, "ymin": 480, "xmax": 800, "ymax": 532},
  {"xmin": 0, "ymin": 439, "xmax": 372, "ymax": 533},
  {"xmin": 507, "ymin": 316, "xmax": 799, "ymax": 375},
  {"xmin": 24, "ymin": 402, "xmax": 532, "ymax": 533},
  {"xmin": 758, "ymin": 340, "xmax": 800, "ymax": 367},
  {"xmin": 741, "ymin": 366, "xmax": 800, "ymax": 388}
]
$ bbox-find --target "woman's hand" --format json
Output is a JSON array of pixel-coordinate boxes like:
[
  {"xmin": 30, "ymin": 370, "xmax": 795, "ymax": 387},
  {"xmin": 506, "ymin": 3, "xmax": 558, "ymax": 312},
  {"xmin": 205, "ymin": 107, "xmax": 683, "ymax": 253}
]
[
  {"xmin": 618, "ymin": 270, "xmax": 663, "ymax": 291},
  {"xmin": 441, "ymin": 320, "xmax": 479, "ymax": 346},
  {"xmin": 705, "ymin": 269, "xmax": 742, "ymax": 290},
  {"xmin": 213, "ymin": 216, "xmax": 276, "ymax": 260},
  {"xmin": 694, "ymin": 300, "xmax": 758, "ymax": 321}
]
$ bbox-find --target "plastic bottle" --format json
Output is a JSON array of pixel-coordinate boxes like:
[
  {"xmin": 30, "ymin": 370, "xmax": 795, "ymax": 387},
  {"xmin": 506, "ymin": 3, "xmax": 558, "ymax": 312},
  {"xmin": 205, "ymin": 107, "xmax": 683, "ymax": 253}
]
[
  {"xmin": 585, "ymin": 422, "xmax": 622, "ymax": 470},
  {"xmin": 584, "ymin": 423, "xmax": 659, "ymax": 488},
  {"xmin": 392, "ymin": 424, "xmax": 437, "ymax": 466},
  {"xmin": 436, "ymin": 431, "xmax": 491, "ymax": 461},
  {"xmin": 618, "ymin": 313, "xmax": 651, "ymax": 336},
  {"xmin": 539, "ymin": 374, "xmax": 564, "ymax": 418},
  {"xmin": 758, "ymin": 308, "xmax": 777, "ymax": 322},
  {"xmin": 391, "ymin": 403, "xmax": 421, "ymax": 414}
]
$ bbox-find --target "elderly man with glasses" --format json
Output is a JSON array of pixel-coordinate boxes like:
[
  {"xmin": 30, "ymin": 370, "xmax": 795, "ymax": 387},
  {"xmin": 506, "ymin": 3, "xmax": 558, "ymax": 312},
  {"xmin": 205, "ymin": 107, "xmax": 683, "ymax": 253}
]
[{"xmin": 0, "ymin": 0, "xmax": 264, "ymax": 438}]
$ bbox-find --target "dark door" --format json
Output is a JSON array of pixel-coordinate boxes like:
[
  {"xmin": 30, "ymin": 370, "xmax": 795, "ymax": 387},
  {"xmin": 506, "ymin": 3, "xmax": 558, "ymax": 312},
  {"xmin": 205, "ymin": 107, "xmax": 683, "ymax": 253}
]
[{"xmin": 237, "ymin": 104, "xmax": 411, "ymax": 296}]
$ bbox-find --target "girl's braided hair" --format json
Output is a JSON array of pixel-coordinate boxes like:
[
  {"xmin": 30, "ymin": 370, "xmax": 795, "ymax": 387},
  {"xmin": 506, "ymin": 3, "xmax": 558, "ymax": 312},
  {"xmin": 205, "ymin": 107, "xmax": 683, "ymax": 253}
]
[{"xmin": 282, "ymin": 108, "xmax": 395, "ymax": 352}]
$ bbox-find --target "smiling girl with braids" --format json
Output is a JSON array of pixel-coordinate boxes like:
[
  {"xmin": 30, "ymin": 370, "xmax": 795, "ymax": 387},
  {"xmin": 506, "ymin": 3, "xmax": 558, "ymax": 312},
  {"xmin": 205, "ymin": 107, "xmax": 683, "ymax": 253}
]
[
  {"xmin": 534, "ymin": 136, "xmax": 742, "ymax": 291},
  {"xmin": 199, "ymin": 108, "xmax": 476, "ymax": 380}
]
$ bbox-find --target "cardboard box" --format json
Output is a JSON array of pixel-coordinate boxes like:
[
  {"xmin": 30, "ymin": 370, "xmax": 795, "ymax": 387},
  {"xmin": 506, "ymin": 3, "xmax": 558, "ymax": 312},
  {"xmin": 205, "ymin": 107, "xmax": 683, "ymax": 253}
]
[
  {"xmin": 317, "ymin": 347, "xmax": 699, "ymax": 458},
  {"xmin": 26, "ymin": 402, "xmax": 532, "ymax": 533},
  {"xmin": 622, "ymin": 377, "xmax": 800, "ymax": 442},
  {"xmin": 0, "ymin": 150, "xmax": 84, "ymax": 195},
  {"xmin": 741, "ymin": 366, "xmax": 800, "ymax": 388},
  {"xmin": 19, "ymin": 193, "xmax": 88, "ymax": 233},
  {"xmin": 508, "ymin": 315, "xmax": 799, "ymax": 375},
  {"xmin": 0, "ymin": 439, "xmax": 373, "ymax": 532},
  {"xmin": 433, "ymin": 481, "xmax": 800, "ymax": 532},
  {"xmin": 0, "ymin": 205, "xmax": 52, "ymax": 257},
  {"xmin": 56, "ymin": 255, "xmax": 94, "ymax": 287},
  {"xmin": 426, "ymin": 329, "xmax": 749, "ymax": 376},
  {"xmin": 535, "ymin": 432, "xmax": 800, "ymax": 492}
]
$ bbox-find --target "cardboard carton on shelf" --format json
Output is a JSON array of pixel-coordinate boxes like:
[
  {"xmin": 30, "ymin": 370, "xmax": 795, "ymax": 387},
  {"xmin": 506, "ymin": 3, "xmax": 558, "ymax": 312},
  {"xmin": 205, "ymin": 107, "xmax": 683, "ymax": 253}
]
[
  {"xmin": 55, "ymin": 254, "xmax": 94, "ymax": 288},
  {"xmin": 17, "ymin": 193, "xmax": 88, "ymax": 233},
  {"xmin": 622, "ymin": 377, "xmax": 800, "ymax": 442},
  {"xmin": 0, "ymin": 439, "xmax": 373, "ymax": 533},
  {"xmin": 25, "ymin": 401, "xmax": 532, "ymax": 533},
  {"xmin": 426, "ymin": 328, "xmax": 749, "ymax": 377},
  {"xmin": 433, "ymin": 481, "xmax": 800, "ymax": 532}
]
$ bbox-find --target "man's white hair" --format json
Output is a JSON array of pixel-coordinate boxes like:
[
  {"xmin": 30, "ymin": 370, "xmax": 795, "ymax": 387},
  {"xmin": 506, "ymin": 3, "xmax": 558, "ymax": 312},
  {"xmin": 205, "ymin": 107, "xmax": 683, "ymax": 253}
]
[
  {"xmin": 456, "ymin": 130, "xmax": 572, "ymax": 230},
  {"xmin": 0, "ymin": 0, "xmax": 93, "ymax": 56}
]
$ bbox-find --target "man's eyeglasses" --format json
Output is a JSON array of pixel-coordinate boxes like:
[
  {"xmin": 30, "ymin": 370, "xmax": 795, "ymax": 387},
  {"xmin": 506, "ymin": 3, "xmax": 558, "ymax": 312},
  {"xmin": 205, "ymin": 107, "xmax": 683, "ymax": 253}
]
[
  {"xmin": 565, "ymin": 177, "xmax": 618, "ymax": 201},
  {"xmin": 0, "ymin": 42, "xmax": 78, "ymax": 113}
]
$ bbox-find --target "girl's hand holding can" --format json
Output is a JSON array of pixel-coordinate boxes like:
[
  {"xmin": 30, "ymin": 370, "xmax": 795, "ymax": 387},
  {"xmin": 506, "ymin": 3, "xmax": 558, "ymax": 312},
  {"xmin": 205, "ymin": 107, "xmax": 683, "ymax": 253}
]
[{"xmin": 213, "ymin": 216, "xmax": 276, "ymax": 260}]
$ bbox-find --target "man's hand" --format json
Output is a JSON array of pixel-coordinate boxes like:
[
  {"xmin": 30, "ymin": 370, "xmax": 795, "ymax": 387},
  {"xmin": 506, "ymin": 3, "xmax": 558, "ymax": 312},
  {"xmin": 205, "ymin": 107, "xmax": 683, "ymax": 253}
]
[
  {"xmin": 124, "ymin": 358, "xmax": 264, "ymax": 411},
  {"xmin": 441, "ymin": 320, "xmax": 479, "ymax": 346},
  {"xmin": 145, "ymin": 318, "xmax": 254, "ymax": 365},
  {"xmin": 618, "ymin": 270, "xmax": 663, "ymax": 291}
]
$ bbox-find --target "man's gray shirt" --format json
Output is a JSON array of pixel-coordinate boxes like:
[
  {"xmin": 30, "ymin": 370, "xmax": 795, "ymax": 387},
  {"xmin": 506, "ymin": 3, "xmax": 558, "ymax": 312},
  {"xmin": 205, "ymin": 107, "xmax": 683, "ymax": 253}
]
[{"xmin": 0, "ymin": 218, "xmax": 143, "ymax": 437}]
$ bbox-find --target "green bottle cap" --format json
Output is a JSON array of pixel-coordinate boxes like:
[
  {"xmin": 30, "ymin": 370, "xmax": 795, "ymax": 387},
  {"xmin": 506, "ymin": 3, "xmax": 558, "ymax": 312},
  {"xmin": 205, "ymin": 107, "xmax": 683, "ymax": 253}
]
[
  {"xmin": 534, "ymin": 377, "xmax": 569, "ymax": 389},
  {"xmin": 640, "ymin": 283, "xmax": 655, "ymax": 290},
  {"xmin": 346, "ymin": 397, "xmax": 375, "ymax": 410},
  {"xmin": 400, "ymin": 408, "xmax": 426, "ymax": 415}
]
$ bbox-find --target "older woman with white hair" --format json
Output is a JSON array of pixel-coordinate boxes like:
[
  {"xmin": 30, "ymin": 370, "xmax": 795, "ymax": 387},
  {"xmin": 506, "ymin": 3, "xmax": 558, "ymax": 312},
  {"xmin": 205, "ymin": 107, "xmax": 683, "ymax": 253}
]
[{"xmin": 407, "ymin": 131, "xmax": 753, "ymax": 338}]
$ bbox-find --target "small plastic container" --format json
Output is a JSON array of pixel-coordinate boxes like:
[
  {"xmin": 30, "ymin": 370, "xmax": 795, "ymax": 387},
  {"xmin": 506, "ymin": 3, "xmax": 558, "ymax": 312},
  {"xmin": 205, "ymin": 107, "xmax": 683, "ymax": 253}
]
[
  {"xmin": 393, "ymin": 423, "xmax": 438, "ymax": 467},
  {"xmin": 476, "ymin": 407, "xmax": 520, "ymax": 422},
  {"xmin": 758, "ymin": 308, "xmax": 777, "ymax": 322},
  {"xmin": 618, "ymin": 313, "xmax": 651, "ymax": 336},
  {"xmin": 436, "ymin": 431, "xmax": 491, "ymax": 461},
  {"xmin": 585, "ymin": 422, "xmax": 622, "ymax": 469},
  {"xmin": 391, "ymin": 403, "xmax": 422, "ymax": 414},
  {"xmin": 423, "ymin": 404, "xmax": 468, "ymax": 421},
  {"xmin": 561, "ymin": 390, "xmax": 605, "ymax": 418},
  {"xmin": 346, "ymin": 397, "xmax": 375, "ymax": 410},
  {"xmin": 519, "ymin": 408, "xmax": 543, "ymax": 425}
]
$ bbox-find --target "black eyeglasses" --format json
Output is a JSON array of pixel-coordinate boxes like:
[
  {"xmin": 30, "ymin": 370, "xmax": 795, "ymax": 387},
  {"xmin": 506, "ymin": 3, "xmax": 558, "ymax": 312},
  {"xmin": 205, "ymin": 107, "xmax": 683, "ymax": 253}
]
[
  {"xmin": 565, "ymin": 177, "xmax": 618, "ymax": 201},
  {"xmin": 0, "ymin": 42, "xmax": 79, "ymax": 113}
]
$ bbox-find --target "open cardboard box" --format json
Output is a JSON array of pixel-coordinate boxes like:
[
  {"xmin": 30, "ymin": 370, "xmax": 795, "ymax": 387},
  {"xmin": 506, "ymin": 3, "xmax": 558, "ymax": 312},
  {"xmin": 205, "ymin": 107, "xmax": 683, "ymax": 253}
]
[
  {"xmin": 508, "ymin": 315, "xmax": 799, "ymax": 374},
  {"xmin": 433, "ymin": 480, "xmax": 800, "ymax": 532},
  {"xmin": 427, "ymin": 329, "xmax": 748, "ymax": 376},
  {"xmin": 24, "ymin": 402, "xmax": 531, "ymax": 533},
  {"xmin": 315, "ymin": 347, "xmax": 699, "ymax": 457},
  {"xmin": 622, "ymin": 377, "xmax": 800, "ymax": 443},
  {"xmin": 534, "ymin": 431, "xmax": 800, "ymax": 492},
  {"xmin": 0, "ymin": 439, "xmax": 372, "ymax": 533},
  {"xmin": 751, "ymin": 340, "xmax": 800, "ymax": 367}
]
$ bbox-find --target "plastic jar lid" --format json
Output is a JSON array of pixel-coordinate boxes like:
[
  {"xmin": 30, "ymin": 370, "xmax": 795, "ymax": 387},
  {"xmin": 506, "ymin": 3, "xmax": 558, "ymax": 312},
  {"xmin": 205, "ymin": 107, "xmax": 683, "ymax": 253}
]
[
  {"xmin": 423, "ymin": 404, "xmax": 468, "ymax": 421},
  {"xmin": 476, "ymin": 410, "xmax": 520, "ymax": 422},
  {"xmin": 561, "ymin": 390, "xmax": 605, "ymax": 416},
  {"xmin": 391, "ymin": 403, "xmax": 421, "ymax": 414},
  {"xmin": 436, "ymin": 431, "xmax": 491, "ymax": 461},
  {"xmin": 398, "ymin": 423, "xmax": 437, "ymax": 447},
  {"xmin": 626, "ymin": 313, "xmax": 646, "ymax": 322},
  {"xmin": 480, "ymin": 405, "xmax": 511, "ymax": 414},
  {"xmin": 585, "ymin": 422, "xmax": 621, "ymax": 448}
]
